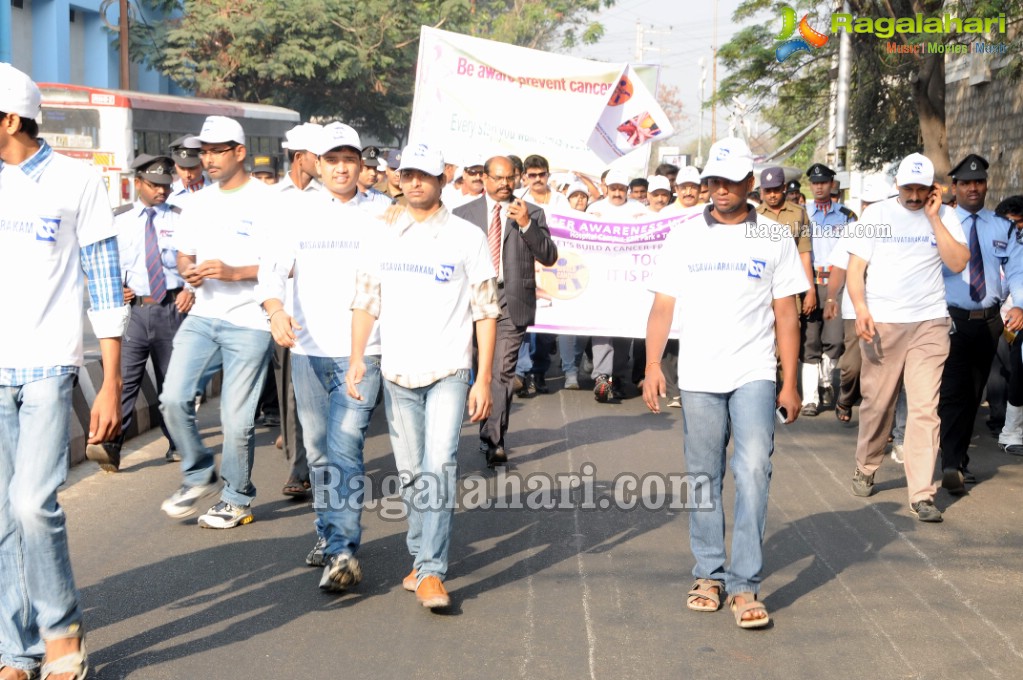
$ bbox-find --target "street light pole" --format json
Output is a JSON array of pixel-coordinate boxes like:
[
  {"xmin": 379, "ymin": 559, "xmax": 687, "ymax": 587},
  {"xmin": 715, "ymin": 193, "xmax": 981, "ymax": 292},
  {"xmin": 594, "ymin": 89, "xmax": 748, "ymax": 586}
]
[{"xmin": 119, "ymin": 0, "xmax": 129, "ymax": 89}]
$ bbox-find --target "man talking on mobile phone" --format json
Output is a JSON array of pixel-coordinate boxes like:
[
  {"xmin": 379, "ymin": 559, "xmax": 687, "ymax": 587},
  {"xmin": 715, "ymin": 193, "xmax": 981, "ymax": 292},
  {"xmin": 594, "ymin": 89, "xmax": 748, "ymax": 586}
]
[
  {"xmin": 452, "ymin": 155, "xmax": 557, "ymax": 468},
  {"xmin": 845, "ymin": 153, "xmax": 969, "ymax": 522}
]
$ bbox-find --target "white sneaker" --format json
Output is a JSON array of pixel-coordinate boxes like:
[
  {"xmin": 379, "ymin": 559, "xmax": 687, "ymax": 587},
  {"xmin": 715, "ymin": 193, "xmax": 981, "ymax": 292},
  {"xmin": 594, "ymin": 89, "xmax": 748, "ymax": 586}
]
[
  {"xmin": 319, "ymin": 553, "xmax": 362, "ymax": 592},
  {"xmin": 161, "ymin": 476, "xmax": 220, "ymax": 518},
  {"xmin": 197, "ymin": 501, "xmax": 253, "ymax": 529},
  {"xmin": 890, "ymin": 444, "xmax": 905, "ymax": 464}
]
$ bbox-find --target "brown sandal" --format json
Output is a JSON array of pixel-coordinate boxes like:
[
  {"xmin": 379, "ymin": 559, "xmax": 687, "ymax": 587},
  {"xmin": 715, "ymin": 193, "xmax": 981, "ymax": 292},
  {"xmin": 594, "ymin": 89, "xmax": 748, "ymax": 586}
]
[
  {"xmin": 726, "ymin": 591, "xmax": 770, "ymax": 629},
  {"xmin": 686, "ymin": 578, "xmax": 724, "ymax": 612},
  {"xmin": 282, "ymin": 478, "xmax": 311, "ymax": 498}
]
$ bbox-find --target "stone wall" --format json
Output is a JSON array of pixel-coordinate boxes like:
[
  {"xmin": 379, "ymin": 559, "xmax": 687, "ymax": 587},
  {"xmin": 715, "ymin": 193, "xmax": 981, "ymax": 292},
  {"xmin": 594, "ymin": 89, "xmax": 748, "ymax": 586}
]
[{"xmin": 945, "ymin": 52, "xmax": 1023, "ymax": 206}]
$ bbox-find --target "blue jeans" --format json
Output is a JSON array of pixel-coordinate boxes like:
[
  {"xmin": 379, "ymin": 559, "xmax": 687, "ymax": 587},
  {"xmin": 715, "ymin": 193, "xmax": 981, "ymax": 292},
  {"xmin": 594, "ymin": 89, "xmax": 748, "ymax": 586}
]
[
  {"xmin": 558, "ymin": 334, "xmax": 584, "ymax": 375},
  {"xmin": 382, "ymin": 370, "xmax": 470, "ymax": 583},
  {"xmin": 160, "ymin": 315, "xmax": 272, "ymax": 507},
  {"xmin": 291, "ymin": 354, "xmax": 380, "ymax": 558},
  {"xmin": 680, "ymin": 380, "xmax": 775, "ymax": 595},
  {"xmin": 0, "ymin": 374, "xmax": 80, "ymax": 673}
]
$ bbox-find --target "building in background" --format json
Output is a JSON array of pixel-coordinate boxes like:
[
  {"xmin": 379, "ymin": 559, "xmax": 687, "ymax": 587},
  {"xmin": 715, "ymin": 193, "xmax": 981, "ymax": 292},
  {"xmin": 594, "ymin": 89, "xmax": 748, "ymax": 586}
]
[{"xmin": 1, "ymin": 0, "xmax": 182, "ymax": 94}]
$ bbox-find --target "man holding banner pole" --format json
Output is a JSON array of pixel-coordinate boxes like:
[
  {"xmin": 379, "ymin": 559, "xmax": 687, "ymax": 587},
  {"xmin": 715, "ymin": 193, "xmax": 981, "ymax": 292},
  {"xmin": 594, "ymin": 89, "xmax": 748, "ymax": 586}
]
[{"xmin": 454, "ymin": 156, "xmax": 558, "ymax": 468}]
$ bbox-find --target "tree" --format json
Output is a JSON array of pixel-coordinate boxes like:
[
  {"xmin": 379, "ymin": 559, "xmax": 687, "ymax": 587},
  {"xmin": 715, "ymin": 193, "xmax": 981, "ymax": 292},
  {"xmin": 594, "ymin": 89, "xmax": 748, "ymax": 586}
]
[
  {"xmin": 126, "ymin": 0, "xmax": 616, "ymax": 144},
  {"xmin": 713, "ymin": 0, "xmax": 1023, "ymax": 174}
]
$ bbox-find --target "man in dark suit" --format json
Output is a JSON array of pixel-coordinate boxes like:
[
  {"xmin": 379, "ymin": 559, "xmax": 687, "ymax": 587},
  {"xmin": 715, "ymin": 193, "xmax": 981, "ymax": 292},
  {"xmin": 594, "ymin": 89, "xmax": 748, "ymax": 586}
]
[{"xmin": 454, "ymin": 156, "xmax": 558, "ymax": 467}]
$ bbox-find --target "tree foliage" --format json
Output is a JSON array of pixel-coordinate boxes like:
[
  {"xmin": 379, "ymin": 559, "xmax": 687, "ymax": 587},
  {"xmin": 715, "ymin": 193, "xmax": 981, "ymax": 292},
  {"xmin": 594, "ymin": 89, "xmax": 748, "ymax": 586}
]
[
  {"xmin": 713, "ymin": 0, "xmax": 1023, "ymax": 173},
  {"xmin": 127, "ymin": 0, "xmax": 616, "ymax": 144}
]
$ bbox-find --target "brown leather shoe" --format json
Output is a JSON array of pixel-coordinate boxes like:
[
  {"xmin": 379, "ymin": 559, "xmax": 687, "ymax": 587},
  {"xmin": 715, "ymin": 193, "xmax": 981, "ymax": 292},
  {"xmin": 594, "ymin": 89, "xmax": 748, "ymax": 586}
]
[
  {"xmin": 402, "ymin": 569, "xmax": 418, "ymax": 592},
  {"xmin": 415, "ymin": 575, "xmax": 450, "ymax": 609}
]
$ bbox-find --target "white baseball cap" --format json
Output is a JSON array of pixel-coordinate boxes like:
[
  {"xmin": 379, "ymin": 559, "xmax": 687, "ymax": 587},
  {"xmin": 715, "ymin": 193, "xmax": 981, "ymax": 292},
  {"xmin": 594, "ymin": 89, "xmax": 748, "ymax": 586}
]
[
  {"xmin": 0, "ymin": 63, "xmax": 41, "ymax": 119},
  {"xmin": 398, "ymin": 142, "xmax": 445, "ymax": 176},
  {"xmin": 604, "ymin": 169, "xmax": 629, "ymax": 188},
  {"xmin": 566, "ymin": 181, "xmax": 589, "ymax": 198},
  {"xmin": 700, "ymin": 137, "xmax": 754, "ymax": 182},
  {"xmin": 676, "ymin": 165, "xmax": 701, "ymax": 187},
  {"xmin": 648, "ymin": 176, "xmax": 672, "ymax": 194},
  {"xmin": 188, "ymin": 115, "xmax": 246, "ymax": 146},
  {"xmin": 895, "ymin": 152, "xmax": 934, "ymax": 187},
  {"xmin": 281, "ymin": 123, "xmax": 323, "ymax": 152},
  {"xmin": 861, "ymin": 177, "xmax": 895, "ymax": 203},
  {"xmin": 310, "ymin": 122, "xmax": 362, "ymax": 156}
]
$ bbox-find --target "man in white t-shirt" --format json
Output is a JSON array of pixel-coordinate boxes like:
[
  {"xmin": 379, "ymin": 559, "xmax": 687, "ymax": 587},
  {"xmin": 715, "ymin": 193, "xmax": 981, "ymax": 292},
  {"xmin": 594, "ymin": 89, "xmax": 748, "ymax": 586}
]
[
  {"xmin": 0, "ymin": 63, "xmax": 130, "ymax": 680},
  {"xmin": 643, "ymin": 137, "xmax": 807, "ymax": 630},
  {"xmin": 845, "ymin": 153, "xmax": 969, "ymax": 522},
  {"xmin": 257, "ymin": 122, "xmax": 385, "ymax": 592},
  {"xmin": 158, "ymin": 115, "xmax": 275, "ymax": 530},
  {"xmin": 347, "ymin": 142, "xmax": 499, "ymax": 610}
]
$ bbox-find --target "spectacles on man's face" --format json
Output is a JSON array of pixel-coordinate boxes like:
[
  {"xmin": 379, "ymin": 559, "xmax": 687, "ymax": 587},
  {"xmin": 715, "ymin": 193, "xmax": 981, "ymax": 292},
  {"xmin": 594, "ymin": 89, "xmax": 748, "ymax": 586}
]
[
  {"xmin": 526, "ymin": 171, "xmax": 549, "ymax": 180},
  {"xmin": 486, "ymin": 173, "xmax": 516, "ymax": 184},
  {"xmin": 198, "ymin": 147, "xmax": 235, "ymax": 158}
]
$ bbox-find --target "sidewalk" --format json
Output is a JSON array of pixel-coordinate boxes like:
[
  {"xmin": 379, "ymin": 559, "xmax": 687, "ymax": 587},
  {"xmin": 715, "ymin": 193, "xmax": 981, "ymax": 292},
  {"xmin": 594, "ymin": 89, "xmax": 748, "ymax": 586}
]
[{"xmin": 63, "ymin": 386, "xmax": 1023, "ymax": 679}]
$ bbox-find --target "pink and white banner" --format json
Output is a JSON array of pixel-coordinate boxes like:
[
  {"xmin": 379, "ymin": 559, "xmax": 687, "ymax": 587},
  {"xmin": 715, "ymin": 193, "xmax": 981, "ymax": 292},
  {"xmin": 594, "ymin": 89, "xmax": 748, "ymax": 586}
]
[{"xmin": 410, "ymin": 27, "xmax": 672, "ymax": 174}]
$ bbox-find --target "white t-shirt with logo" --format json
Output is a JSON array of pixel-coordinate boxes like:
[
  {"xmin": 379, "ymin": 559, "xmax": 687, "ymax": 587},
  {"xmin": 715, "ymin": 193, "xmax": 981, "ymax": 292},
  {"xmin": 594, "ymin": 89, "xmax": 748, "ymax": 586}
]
[
  {"xmin": 0, "ymin": 152, "xmax": 115, "ymax": 368},
  {"xmin": 360, "ymin": 207, "xmax": 495, "ymax": 381},
  {"xmin": 256, "ymin": 191, "xmax": 382, "ymax": 357},
  {"xmin": 174, "ymin": 178, "xmax": 275, "ymax": 331},
  {"xmin": 648, "ymin": 207, "xmax": 809, "ymax": 392},
  {"xmin": 844, "ymin": 197, "xmax": 966, "ymax": 323}
]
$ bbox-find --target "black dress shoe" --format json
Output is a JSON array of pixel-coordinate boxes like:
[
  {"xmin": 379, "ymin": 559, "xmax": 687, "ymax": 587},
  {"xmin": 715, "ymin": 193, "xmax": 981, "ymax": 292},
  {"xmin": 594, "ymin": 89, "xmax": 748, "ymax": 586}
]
[
  {"xmin": 534, "ymin": 374, "xmax": 549, "ymax": 394},
  {"xmin": 961, "ymin": 468, "xmax": 977, "ymax": 485},
  {"xmin": 165, "ymin": 447, "xmax": 181, "ymax": 463},
  {"xmin": 486, "ymin": 445, "xmax": 508, "ymax": 468},
  {"xmin": 941, "ymin": 467, "xmax": 966, "ymax": 495},
  {"xmin": 86, "ymin": 443, "xmax": 121, "ymax": 472},
  {"xmin": 516, "ymin": 374, "xmax": 537, "ymax": 398}
]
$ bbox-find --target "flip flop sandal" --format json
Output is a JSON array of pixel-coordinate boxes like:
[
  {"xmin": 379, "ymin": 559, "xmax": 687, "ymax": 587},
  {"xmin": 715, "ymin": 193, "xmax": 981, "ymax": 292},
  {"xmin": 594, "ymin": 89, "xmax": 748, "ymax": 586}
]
[
  {"xmin": 686, "ymin": 578, "xmax": 724, "ymax": 612},
  {"xmin": 727, "ymin": 592, "xmax": 770, "ymax": 629},
  {"xmin": 835, "ymin": 403, "xmax": 852, "ymax": 423},
  {"xmin": 0, "ymin": 666, "xmax": 39, "ymax": 680},
  {"xmin": 282, "ymin": 478, "xmax": 311, "ymax": 498}
]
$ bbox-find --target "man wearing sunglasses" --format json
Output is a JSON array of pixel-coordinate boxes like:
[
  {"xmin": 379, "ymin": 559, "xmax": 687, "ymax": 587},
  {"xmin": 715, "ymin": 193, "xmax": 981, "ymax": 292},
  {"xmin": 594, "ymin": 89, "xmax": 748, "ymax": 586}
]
[{"xmin": 159, "ymin": 115, "xmax": 275, "ymax": 530}]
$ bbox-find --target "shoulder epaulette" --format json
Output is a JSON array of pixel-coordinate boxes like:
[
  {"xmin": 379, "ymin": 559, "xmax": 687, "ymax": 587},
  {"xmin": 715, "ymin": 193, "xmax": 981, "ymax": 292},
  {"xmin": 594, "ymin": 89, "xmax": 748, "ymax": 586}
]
[
  {"xmin": 112, "ymin": 204, "xmax": 134, "ymax": 216},
  {"xmin": 170, "ymin": 205, "xmax": 183, "ymax": 214},
  {"xmin": 839, "ymin": 206, "xmax": 857, "ymax": 220}
]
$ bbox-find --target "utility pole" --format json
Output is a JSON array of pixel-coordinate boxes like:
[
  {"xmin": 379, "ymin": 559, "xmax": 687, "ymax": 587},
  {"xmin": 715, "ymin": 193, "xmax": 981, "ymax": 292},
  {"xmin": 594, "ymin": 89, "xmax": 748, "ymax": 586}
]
[
  {"xmin": 119, "ymin": 0, "xmax": 129, "ymax": 89},
  {"xmin": 698, "ymin": 57, "xmax": 706, "ymax": 167},
  {"xmin": 711, "ymin": 0, "xmax": 718, "ymax": 142},
  {"xmin": 634, "ymin": 20, "xmax": 645, "ymax": 61},
  {"xmin": 835, "ymin": 0, "xmax": 852, "ymax": 171}
]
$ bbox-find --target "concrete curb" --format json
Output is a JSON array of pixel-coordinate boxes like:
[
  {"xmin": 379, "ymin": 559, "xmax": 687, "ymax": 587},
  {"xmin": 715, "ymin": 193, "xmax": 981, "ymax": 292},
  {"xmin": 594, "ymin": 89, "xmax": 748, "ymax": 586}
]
[{"xmin": 71, "ymin": 352, "xmax": 221, "ymax": 465}]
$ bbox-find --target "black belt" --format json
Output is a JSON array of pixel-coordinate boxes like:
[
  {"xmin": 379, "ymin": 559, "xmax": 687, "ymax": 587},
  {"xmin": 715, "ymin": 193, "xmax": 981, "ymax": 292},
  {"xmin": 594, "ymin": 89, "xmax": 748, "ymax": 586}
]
[
  {"xmin": 948, "ymin": 305, "xmax": 1000, "ymax": 321},
  {"xmin": 130, "ymin": 288, "xmax": 182, "ymax": 307}
]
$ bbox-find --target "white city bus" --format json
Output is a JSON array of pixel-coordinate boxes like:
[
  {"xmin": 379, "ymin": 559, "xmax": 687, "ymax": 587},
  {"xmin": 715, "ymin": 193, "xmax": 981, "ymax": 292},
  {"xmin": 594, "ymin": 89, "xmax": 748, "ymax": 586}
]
[{"xmin": 38, "ymin": 83, "xmax": 300, "ymax": 206}]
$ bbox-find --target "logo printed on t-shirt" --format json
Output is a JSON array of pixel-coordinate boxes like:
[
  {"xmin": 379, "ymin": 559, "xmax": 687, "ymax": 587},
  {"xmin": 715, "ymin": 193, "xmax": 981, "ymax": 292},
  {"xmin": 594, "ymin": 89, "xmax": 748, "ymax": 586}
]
[
  {"xmin": 435, "ymin": 264, "xmax": 455, "ymax": 282},
  {"xmin": 36, "ymin": 216, "xmax": 60, "ymax": 243},
  {"xmin": 929, "ymin": 235, "xmax": 937, "ymax": 248},
  {"xmin": 237, "ymin": 219, "xmax": 253, "ymax": 237},
  {"xmin": 748, "ymin": 258, "xmax": 767, "ymax": 279}
]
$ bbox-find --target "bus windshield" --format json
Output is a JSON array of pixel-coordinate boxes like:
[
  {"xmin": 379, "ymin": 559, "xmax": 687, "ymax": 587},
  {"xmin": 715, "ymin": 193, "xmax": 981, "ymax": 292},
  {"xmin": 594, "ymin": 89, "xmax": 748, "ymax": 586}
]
[{"xmin": 39, "ymin": 107, "xmax": 101, "ymax": 149}]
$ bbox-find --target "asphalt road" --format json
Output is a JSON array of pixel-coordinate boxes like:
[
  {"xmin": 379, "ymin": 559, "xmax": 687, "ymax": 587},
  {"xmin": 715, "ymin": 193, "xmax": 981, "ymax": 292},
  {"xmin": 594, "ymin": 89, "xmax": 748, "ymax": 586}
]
[{"xmin": 61, "ymin": 380, "xmax": 1023, "ymax": 679}]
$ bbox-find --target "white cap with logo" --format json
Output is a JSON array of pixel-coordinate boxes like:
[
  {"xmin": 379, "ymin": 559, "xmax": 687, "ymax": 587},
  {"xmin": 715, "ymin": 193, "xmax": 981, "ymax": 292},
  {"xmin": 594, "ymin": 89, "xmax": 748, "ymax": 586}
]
[
  {"xmin": 700, "ymin": 137, "xmax": 754, "ymax": 182},
  {"xmin": 566, "ymin": 180, "xmax": 589, "ymax": 198},
  {"xmin": 894, "ymin": 152, "xmax": 934, "ymax": 187},
  {"xmin": 187, "ymin": 115, "xmax": 246, "ymax": 147},
  {"xmin": 0, "ymin": 63, "xmax": 41, "ymax": 119},
  {"xmin": 398, "ymin": 143, "xmax": 445, "ymax": 176},
  {"xmin": 310, "ymin": 122, "xmax": 362, "ymax": 156}
]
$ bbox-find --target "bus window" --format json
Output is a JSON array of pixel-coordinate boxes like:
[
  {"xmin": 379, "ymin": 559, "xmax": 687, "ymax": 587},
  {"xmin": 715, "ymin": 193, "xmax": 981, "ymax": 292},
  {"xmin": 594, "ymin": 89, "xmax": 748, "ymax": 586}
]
[{"xmin": 39, "ymin": 107, "xmax": 100, "ymax": 149}]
